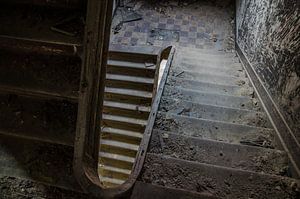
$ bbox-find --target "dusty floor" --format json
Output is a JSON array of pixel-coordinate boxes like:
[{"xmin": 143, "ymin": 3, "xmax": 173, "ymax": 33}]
[{"xmin": 111, "ymin": 0, "xmax": 235, "ymax": 51}]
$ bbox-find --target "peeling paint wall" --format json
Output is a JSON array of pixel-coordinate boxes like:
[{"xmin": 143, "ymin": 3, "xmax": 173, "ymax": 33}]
[{"xmin": 236, "ymin": 0, "xmax": 300, "ymax": 140}]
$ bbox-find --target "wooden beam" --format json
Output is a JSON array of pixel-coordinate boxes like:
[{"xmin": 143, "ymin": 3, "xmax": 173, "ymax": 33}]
[{"xmin": 73, "ymin": 0, "xmax": 113, "ymax": 197}]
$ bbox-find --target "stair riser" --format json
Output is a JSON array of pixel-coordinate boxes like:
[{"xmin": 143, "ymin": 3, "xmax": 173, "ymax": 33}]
[
  {"xmin": 160, "ymin": 98, "xmax": 271, "ymax": 128},
  {"xmin": 107, "ymin": 65, "xmax": 156, "ymax": 78},
  {"xmin": 104, "ymin": 92, "xmax": 152, "ymax": 106},
  {"xmin": 163, "ymin": 86, "xmax": 260, "ymax": 111},
  {"xmin": 166, "ymin": 77, "xmax": 253, "ymax": 97},
  {"xmin": 149, "ymin": 130, "xmax": 288, "ymax": 175},
  {"xmin": 102, "ymin": 119, "xmax": 146, "ymax": 133},
  {"xmin": 103, "ymin": 106, "xmax": 150, "ymax": 120},
  {"xmin": 105, "ymin": 79, "xmax": 154, "ymax": 92},
  {"xmin": 155, "ymin": 113, "xmax": 276, "ymax": 148},
  {"xmin": 170, "ymin": 70, "xmax": 247, "ymax": 86}
]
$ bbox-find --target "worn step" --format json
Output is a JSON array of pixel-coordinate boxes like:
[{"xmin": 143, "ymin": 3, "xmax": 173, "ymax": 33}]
[
  {"xmin": 99, "ymin": 152, "xmax": 135, "ymax": 164},
  {"xmin": 106, "ymin": 74, "xmax": 154, "ymax": 92},
  {"xmin": 177, "ymin": 46, "xmax": 236, "ymax": 58},
  {"xmin": 171, "ymin": 64, "xmax": 244, "ymax": 78},
  {"xmin": 140, "ymin": 154, "xmax": 300, "ymax": 199},
  {"xmin": 180, "ymin": 58, "xmax": 241, "ymax": 70},
  {"xmin": 98, "ymin": 165, "xmax": 131, "ymax": 175},
  {"xmin": 160, "ymin": 97, "xmax": 271, "ymax": 128},
  {"xmin": 166, "ymin": 77, "xmax": 254, "ymax": 97},
  {"xmin": 100, "ymin": 139, "xmax": 139, "ymax": 152},
  {"xmin": 0, "ymin": 51, "xmax": 80, "ymax": 100},
  {"xmin": 102, "ymin": 114, "xmax": 147, "ymax": 133},
  {"xmin": 181, "ymin": 51, "xmax": 239, "ymax": 62},
  {"xmin": 0, "ymin": 94, "xmax": 76, "ymax": 146},
  {"xmin": 181, "ymin": 56, "xmax": 241, "ymax": 66},
  {"xmin": 109, "ymin": 45, "xmax": 158, "ymax": 64},
  {"xmin": 149, "ymin": 130, "xmax": 288, "ymax": 175},
  {"xmin": 132, "ymin": 181, "xmax": 218, "ymax": 199},
  {"xmin": 103, "ymin": 101, "xmax": 150, "ymax": 120},
  {"xmin": 98, "ymin": 175, "xmax": 126, "ymax": 187},
  {"xmin": 155, "ymin": 112, "xmax": 276, "ymax": 148},
  {"xmin": 105, "ymin": 87, "xmax": 152, "ymax": 106},
  {"xmin": 163, "ymin": 86, "xmax": 261, "ymax": 111},
  {"xmin": 101, "ymin": 127, "xmax": 143, "ymax": 139},
  {"xmin": 0, "ymin": 135, "xmax": 81, "ymax": 192},
  {"xmin": 169, "ymin": 69, "xmax": 246, "ymax": 86},
  {"xmin": 107, "ymin": 60, "xmax": 156, "ymax": 78}
]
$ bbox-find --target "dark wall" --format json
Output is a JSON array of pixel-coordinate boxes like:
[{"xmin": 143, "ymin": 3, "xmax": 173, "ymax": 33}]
[{"xmin": 236, "ymin": 0, "xmax": 300, "ymax": 141}]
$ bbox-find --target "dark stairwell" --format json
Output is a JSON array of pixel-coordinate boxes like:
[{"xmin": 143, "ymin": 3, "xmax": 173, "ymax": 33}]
[{"xmin": 0, "ymin": 0, "xmax": 299, "ymax": 198}]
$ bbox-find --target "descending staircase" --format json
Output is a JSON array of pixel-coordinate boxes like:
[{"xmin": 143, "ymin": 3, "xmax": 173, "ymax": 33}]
[
  {"xmin": 99, "ymin": 46, "xmax": 160, "ymax": 187},
  {"xmin": 132, "ymin": 47, "xmax": 300, "ymax": 199}
]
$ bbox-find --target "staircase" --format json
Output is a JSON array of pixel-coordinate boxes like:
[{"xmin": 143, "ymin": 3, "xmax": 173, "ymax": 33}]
[
  {"xmin": 132, "ymin": 47, "xmax": 300, "ymax": 199},
  {"xmin": 99, "ymin": 46, "xmax": 160, "ymax": 187}
]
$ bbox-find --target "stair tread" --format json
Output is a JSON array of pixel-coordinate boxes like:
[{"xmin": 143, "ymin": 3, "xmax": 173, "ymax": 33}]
[
  {"xmin": 166, "ymin": 77, "xmax": 253, "ymax": 97},
  {"xmin": 105, "ymin": 87, "xmax": 153, "ymax": 98},
  {"xmin": 99, "ymin": 152, "xmax": 135, "ymax": 163},
  {"xmin": 150, "ymin": 130, "xmax": 288, "ymax": 175},
  {"xmin": 160, "ymin": 97, "xmax": 271, "ymax": 128},
  {"xmin": 100, "ymin": 139, "xmax": 139, "ymax": 151},
  {"xmin": 171, "ymin": 65, "xmax": 244, "ymax": 78},
  {"xmin": 102, "ymin": 114, "xmax": 148, "ymax": 126},
  {"xmin": 107, "ymin": 60, "xmax": 156, "ymax": 70},
  {"xmin": 140, "ymin": 154, "xmax": 299, "ymax": 199},
  {"xmin": 103, "ymin": 101, "xmax": 151, "ymax": 112},
  {"xmin": 155, "ymin": 112, "xmax": 276, "ymax": 148},
  {"xmin": 98, "ymin": 175, "xmax": 125, "ymax": 185},
  {"xmin": 163, "ymin": 86, "xmax": 261, "ymax": 111},
  {"xmin": 101, "ymin": 127, "xmax": 143, "ymax": 139},
  {"xmin": 98, "ymin": 165, "xmax": 131, "ymax": 175},
  {"xmin": 170, "ymin": 70, "xmax": 246, "ymax": 86},
  {"xmin": 106, "ymin": 74, "xmax": 154, "ymax": 84}
]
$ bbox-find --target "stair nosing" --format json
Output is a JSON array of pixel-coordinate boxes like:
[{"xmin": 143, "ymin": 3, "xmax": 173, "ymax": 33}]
[
  {"xmin": 103, "ymin": 101, "xmax": 151, "ymax": 112},
  {"xmin": 105, "ymin": 87, "xmax": 153, "ymax": 98},
  {"xmin": 101, "ymin": 127, "xmax": 143, "ymax": 139},
  {"xmin": 100, "ymin": 139, "xmax": 139, "ymax": 151},
  {"xmin": 165, "ymin": 85, "xmax": 255, "ymax": 101},
  {"xmin": 107, "ymin": 60, "xmax": 156, "ymax": 70},
  {"xmin": 102, "ymin": 114, "xmax": 148, "ymax": 126},
  {"xmin": 161, "ymin": 96, "xmax": 265, "ymax": 115},
  {"xmin": 106, "ymin": 73, "xmax": 154, "ymax": 84},
  {"xmin": 99, "ymin": 152, "xmax": 135, "ymax": 163},
  {"xmin": 152, "ymin": 129, "xmax": 285, "ymax": 154},
  {"xmin": 159, "ymin": 111, "xmax": 274, "ymax": 132}
]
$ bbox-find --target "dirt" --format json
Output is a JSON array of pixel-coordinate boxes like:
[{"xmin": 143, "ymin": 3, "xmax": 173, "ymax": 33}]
[
  {"xmin": 140, "ymin": 154, "xmax": 300, "ymax": 199},
  {"xmin": 0, "ymin": 135, "xmax": 91, "ymax": 199},
  {"xmin": 149, "ymin": 130, "xmax": 288, "ymax": 176},
  {"xmin": 159, "ymin": 97, "xmax": 271, "ymax": 128},
  {"xmin": 0, "ymin": 177, "xmax": 91, "ymax": 199}
]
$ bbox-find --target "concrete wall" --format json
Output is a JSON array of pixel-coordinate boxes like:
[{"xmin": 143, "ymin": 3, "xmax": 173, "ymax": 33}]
[{"xmin": 236, "ymin": 0, "xmax": 300, "ymax": 141}]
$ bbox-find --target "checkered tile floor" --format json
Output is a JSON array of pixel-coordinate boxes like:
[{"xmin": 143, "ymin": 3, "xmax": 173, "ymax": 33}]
[{"xmin": 110, "ymin": 0, "xmax": 235, "ymax": 51}]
